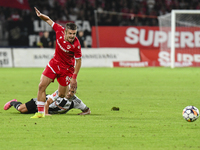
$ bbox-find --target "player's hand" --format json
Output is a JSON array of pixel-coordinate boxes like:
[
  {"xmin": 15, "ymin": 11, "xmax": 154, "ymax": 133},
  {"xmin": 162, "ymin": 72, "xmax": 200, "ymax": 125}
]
[
  {"xmin": 78, "ymin": 108, "xmax": 91, "ymax": 115},
  {"xmin": 70, "ymin": 78, "xmax": 77, "ymax": 89},
  {"xmin": 34, "ymin": 7, "xmax": 41, "ymax": 17},
  {"xmin": 34, "ymin": 7, "xmax": 53, "ymax": 26}
]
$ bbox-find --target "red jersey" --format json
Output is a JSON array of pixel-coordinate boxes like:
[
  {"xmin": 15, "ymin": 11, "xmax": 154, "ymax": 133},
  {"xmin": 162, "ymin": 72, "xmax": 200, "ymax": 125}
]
[{"xmin": 52, "ymin": 23, "xmax": 82, "ymax": 68}]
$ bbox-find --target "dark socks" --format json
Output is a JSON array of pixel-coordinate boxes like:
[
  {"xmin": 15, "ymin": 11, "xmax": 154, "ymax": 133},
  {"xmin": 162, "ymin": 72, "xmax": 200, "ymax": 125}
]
[{"xmin": 10, "ymin": 101, "xmax": 22, "ymax": 110}]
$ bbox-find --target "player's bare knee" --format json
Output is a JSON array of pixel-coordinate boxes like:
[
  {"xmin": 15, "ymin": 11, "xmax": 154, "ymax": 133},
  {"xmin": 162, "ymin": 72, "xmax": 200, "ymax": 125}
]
[
  {"xmin": 58, "ymin": 94, "xmax": 65, "ymax": 98},
  {"xmin": 18, "ymin": 105, "xmax": 28, "ymax": 113},
  {"xmin": 17, "ymin": 106, "xmax": 23, "ymax": 112},
  {"xmin": 38, "ymin": 83, "xmax": 45, "ymax": 92},
  {"xmin": 58, "ymin": 89, "xmax": 65, "ymax": 98}
]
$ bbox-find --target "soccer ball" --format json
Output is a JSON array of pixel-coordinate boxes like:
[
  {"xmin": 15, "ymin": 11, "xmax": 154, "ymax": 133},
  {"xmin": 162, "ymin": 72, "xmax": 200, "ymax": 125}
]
[{"xmin": 182, "ymin": 106, "xmax": 199, "ymax": 122}]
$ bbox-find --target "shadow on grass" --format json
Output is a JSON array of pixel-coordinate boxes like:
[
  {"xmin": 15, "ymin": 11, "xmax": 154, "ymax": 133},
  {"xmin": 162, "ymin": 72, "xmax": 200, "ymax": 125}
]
[{"xmin": 6, "ymin": 112, "xmax": 103, "ymax": 116}]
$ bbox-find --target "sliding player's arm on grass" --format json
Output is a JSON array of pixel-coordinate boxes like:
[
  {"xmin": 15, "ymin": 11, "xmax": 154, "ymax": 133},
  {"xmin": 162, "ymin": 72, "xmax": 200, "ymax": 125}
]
[
  {"xmin": 34, "ymin": 7, "xmax": 53, "ymax": 26},
  {"xmin": 44, "ymin": 90, "xmax": 59, "ymax": 115},
  {"xmin": 44, "ymin": 98, "xmax": 53, "ymax": 116},
  {"xmin": 71, "ymin": 95, "xmax": 91, "ymax": 115}
]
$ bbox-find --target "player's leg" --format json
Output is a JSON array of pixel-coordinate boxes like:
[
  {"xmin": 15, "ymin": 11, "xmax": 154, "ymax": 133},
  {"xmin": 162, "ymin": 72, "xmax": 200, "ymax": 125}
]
[
  {"xmin": 23, "ymin": 99, "xmax": 38, "ymax": 113},
  {"xmin": 33, "ymin": 75, "xmax": 52, "ymax": 118},
  {"xmin": 4, "ymin": 98, "xmax": 37, "ymax": 113},
  {"xmin": 17, "ymin": 104, "xmax": 28, "ymax": 113},
  {"xmin": 31, "ymin": 75, "xmax": 53, "ymax": 118},
  {"xmin": 4, "ymin": 99, "xmax": 19, "ymax": 110},
  {"xmin": 58, "ymin": 84, "xmax": 69, "ymax": 98},
  {"xmin": 38, "ymin": 75, "xmax": 52, "ymax": 109},
  {"xmin": 57, "ymin": 70, "xmax": 71, "ymax": 98},
  {"xmin": 31, "ymin": 61, "xmax": 57, "ymax": 118},
  {"xmin": 38, "ymin": 74, "xmax": 53, "ymax": 102}
]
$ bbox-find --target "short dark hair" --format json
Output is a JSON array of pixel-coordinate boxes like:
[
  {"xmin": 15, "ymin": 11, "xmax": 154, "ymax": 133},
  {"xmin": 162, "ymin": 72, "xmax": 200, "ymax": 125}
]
[{"xmin": 65, "ymin": 22, "xmax": 77, "ymax": 31}]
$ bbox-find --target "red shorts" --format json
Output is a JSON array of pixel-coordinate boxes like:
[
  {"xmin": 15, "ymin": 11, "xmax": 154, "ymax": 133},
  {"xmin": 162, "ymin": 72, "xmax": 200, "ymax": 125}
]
[{"xmin": 42, "ymin": 59, "xmax": 74, "ymax": 86}]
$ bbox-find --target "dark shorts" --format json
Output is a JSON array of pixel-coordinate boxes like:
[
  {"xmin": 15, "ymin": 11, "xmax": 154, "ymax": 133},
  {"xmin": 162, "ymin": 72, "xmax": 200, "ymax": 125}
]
[{"xmin": 25, "ymin": 99, "xmax": 37, "ymax": 113}]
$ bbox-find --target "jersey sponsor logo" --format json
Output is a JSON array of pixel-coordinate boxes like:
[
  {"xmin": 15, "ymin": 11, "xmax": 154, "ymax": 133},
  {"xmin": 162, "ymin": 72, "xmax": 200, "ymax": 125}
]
[
  {"xmin": 53, "ymin": 92, "xmax": 57, "ymax": 97},
  {"xmin": 78, "ymin": 46, "xmax": 80, "ymax": 49},
  {"xmin": 67, "ymin": 45, "xmax": 71, "ymax": 49}
]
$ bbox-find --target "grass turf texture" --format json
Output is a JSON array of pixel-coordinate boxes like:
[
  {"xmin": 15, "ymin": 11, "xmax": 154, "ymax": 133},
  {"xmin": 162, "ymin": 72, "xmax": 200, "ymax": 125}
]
[{"xmin": 0, "ymin": 67, "xmax": 200, "ymax": 150}]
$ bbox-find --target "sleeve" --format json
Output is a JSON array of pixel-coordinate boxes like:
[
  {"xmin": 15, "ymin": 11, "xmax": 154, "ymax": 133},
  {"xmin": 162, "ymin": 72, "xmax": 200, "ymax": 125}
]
[
  {"xmin": 52, "ymin": 23, "xmax": 65, "ymax": 33},
  {"xmin": 72, "ymin": 96, "xmax": 87, "ymax": 111},
  {"xmin": 74, "ymin": 38, "xmax": 82, "ymax": 59},
  {"xmin": 48, "ymin": 90, "xmax": 59, "ymax": 101}
]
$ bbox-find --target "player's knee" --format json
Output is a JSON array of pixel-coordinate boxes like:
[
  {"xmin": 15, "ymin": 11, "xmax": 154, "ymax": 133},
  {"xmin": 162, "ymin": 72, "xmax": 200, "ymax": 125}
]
[
  {"xmin": 58, "ymin": 94, "xmax": 65, "ymax": 98},
  {"xmin": 38, "ymin": 83, "xmax": 46, "ymax": 92},
  {"xmin": 58, "ymin": 92, "xmax": 65, "ymax": 98},
  {"xmin": 18, "ymin": 105, "xmax": 27, "ymax": 113},
  {"xmin": 17, "ymin": 106, "xmax": 23, "ymax": 112}
]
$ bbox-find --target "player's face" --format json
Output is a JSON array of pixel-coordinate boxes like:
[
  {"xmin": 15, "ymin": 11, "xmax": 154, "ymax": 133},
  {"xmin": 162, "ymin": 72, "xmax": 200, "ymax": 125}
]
[
  {"xmin": 65, "ymin": 29, "xmax": 77, "ymax": 43},
  {"xmin": 67, "ymin": 87, "xmax": 76, "ymax": 99}
]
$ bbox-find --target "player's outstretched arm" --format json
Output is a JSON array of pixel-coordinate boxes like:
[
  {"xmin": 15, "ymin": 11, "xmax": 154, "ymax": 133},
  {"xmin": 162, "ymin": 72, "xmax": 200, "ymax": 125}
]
[
  {"xmin": 44, "ymin": 98, "xmax": 53, "ymax": 116},
  {"xmin": 34, "ymin": 7, "xmax": 53, "ymax": 26},
  {"xmin": 78, "ymin": 108, "xmax": 91, "ymax": 115}
]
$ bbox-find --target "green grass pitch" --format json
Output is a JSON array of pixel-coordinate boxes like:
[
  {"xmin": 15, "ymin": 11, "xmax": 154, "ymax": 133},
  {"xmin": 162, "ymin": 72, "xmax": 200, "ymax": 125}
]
[{"xmin": 0, "ymin": 67, "xmax": 200, "ymax": 150}]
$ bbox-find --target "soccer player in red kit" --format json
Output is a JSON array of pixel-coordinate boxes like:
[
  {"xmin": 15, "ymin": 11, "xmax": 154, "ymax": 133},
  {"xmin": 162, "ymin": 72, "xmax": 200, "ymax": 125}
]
[{"xmin": 31, "ymin": 7, "xmax": 82, "ymax": 118}]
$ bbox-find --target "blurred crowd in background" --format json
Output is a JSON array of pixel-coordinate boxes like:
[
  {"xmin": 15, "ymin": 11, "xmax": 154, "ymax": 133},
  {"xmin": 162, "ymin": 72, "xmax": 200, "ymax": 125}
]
[
  {"xmin": 1, "ymin": 0, "xmax": 200, "ymax": 26},
  {"xmin": 0, "ymin": 0, "xmax": 199, "ymax": 47}
]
